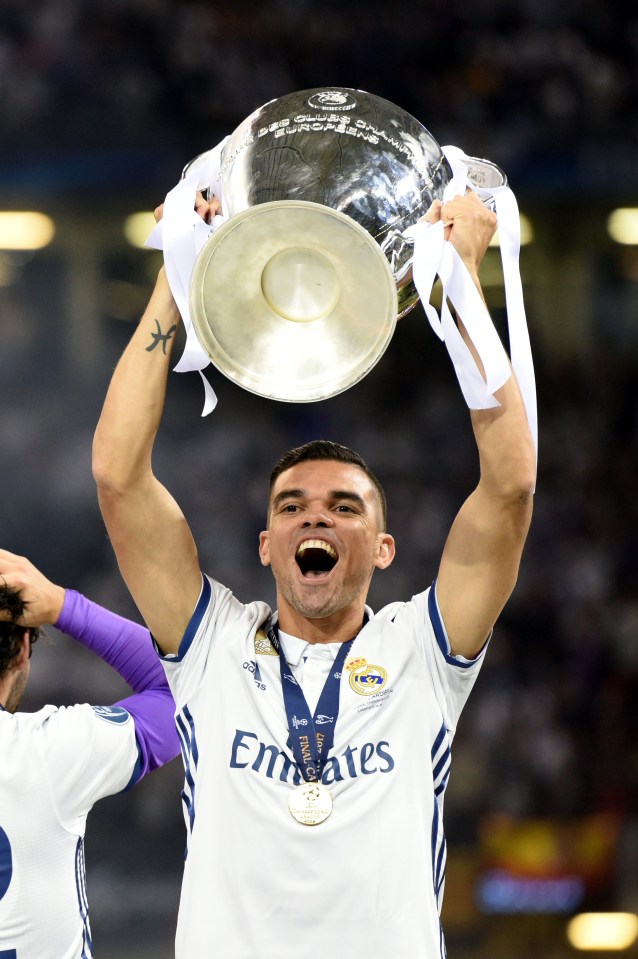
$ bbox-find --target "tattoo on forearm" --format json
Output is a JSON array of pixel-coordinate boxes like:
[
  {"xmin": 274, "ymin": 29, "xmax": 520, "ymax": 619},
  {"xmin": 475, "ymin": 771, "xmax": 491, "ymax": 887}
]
[{"xmin": 146, "ymin": 319, "xmax": 177, "ymax": 354}]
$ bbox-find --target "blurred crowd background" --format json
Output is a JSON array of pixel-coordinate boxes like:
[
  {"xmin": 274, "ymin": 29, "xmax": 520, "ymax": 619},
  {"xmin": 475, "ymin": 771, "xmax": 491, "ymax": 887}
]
[{"xmin": 2, "ymin": 0, "xmax": 638, "ymax": 956}]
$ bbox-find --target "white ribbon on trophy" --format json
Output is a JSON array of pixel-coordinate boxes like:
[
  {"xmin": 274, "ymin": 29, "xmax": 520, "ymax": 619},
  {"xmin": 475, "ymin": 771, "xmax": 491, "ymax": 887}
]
[
  {"xmin": 146, "ymin": 136, "xmax": 229, "ymax": 415},
  {"xmin": 406, "ymin": 144, "xmax": 537, "ymax": 459}
]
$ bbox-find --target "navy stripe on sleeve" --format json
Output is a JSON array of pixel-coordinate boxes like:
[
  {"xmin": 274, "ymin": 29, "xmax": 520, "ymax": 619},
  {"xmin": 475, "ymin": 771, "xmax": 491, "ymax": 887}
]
[
  {"xmin": 158, "ymin": 574, "xmax": 212, "ymax": 663},
  {"xmin": 427, "ymin": 581, "xmax": 487, "ymax": 669}
]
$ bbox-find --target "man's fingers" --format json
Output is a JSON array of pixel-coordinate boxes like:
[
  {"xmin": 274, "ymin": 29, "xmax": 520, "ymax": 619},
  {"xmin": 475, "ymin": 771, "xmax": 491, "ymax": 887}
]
[
  {"xmin": 421, "ymin": 199, "xmax": 443, "ymax": 224},
  {"xmin": 194, "ymin": 192, "xmax": 221, "ymax": 224},
  {"xmin": 155, "ymin": 194, "xmax": 221, "ymax": 227}
]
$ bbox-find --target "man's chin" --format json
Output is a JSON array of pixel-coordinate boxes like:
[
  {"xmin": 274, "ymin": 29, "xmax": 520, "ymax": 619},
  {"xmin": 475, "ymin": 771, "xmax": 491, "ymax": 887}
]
[
  {"xmin": 288, "ymin": 587, "xmax": 343, "ymax": 621},
  {"xmin": 275, "ymin": 570, "xmax": 364, "ymax": 622}
]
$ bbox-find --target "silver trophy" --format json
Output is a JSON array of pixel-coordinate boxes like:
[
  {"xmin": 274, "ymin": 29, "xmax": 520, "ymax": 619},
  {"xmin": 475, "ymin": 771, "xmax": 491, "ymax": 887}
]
[{"xmin": 184, "ymin": 87, "xmax": 506, "ymax": 402}]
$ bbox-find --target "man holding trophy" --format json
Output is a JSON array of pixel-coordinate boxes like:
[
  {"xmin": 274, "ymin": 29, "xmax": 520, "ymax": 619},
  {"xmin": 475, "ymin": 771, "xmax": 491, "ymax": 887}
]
[{"xmin": 92, "ymin": 88, "xmax": 536, "ymax": 958}]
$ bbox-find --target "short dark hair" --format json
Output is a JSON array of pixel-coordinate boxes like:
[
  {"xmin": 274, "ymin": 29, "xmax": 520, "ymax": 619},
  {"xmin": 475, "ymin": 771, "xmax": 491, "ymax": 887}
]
[
  {"xmin": 268, "ymin": 440, "xmax": 387, "ymax": 529},
  {"xmin": 0, "ymin": 585, "xmax": 39, "ymax": 677}
]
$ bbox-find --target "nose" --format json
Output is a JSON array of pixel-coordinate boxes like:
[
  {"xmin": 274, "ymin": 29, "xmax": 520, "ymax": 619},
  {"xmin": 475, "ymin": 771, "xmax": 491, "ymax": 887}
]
[{"xmin": 302, "ymin": 507, "xmax": 334, "ymax": 528}]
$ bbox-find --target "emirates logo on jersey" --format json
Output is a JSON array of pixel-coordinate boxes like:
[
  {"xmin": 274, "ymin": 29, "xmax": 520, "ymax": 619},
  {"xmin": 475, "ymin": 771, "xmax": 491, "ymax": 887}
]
[
  {"xmin": 346, "ymin": 659, "xmax": 388, "ymax": 696},
  {"xmin": 230, "ymin": 728, "xmax": 395, "ymax": 783}
]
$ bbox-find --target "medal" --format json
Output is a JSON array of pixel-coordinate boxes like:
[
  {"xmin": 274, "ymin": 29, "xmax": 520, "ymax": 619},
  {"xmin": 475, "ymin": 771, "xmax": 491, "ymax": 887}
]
[
  {"xmin": 288, "ymin": 781, "xmax": 333, "ymax": 826},
  {"xmin": 269, "ymin": 624, "xmax": 355, "ymax": 827}
]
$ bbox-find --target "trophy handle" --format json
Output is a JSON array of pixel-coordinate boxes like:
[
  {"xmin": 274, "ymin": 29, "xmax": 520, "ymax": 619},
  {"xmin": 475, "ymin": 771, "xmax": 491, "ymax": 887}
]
[{"xmin": 463, "ymin": 155, "xmax": 508, "ymax": 211}]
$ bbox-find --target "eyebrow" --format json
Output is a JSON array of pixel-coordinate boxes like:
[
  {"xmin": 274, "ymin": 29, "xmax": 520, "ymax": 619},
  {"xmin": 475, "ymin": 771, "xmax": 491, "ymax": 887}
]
[{"xmin": 271, "ymin": 488, "xmax": 368, "ymax": 512}]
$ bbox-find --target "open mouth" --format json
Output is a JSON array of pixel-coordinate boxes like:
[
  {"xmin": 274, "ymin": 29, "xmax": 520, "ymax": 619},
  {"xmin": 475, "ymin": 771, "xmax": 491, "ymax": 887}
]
[{"xmin": 296, "ymin": 539, "xmax": 338, "ymax": 577}]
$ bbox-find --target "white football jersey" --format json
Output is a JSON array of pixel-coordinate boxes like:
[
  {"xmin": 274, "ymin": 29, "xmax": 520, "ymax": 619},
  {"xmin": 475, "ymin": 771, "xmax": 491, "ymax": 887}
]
[
  {"xmin": 0, "ymin": 703, "xmax": 139, "ymax": 959},
  {"xmin": 162, "ymin": 575, "xmax": 487, "ymax": 959}
]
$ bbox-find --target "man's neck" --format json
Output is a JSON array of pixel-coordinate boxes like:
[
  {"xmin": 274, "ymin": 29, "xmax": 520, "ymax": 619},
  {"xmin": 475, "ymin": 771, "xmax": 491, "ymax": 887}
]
[
  {"xmin": 276, "ymin": 604, "xmax": 367, "ymax": 645},
  {"xmin": 0, "ymin": 676, "xmax": 20, "ymax": 713}
]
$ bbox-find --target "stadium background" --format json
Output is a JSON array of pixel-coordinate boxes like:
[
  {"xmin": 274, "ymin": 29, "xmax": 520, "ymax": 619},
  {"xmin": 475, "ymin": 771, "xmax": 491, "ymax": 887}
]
[{"xmin": 2, "ymin": 1, "xmax": 638, "ymax": 955}]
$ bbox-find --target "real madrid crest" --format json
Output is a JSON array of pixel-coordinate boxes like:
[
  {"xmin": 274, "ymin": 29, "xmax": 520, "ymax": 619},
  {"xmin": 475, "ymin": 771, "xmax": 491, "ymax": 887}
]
[{"xmin": 346, "ymin": 658, "xmax": 388, "ymax": 696}]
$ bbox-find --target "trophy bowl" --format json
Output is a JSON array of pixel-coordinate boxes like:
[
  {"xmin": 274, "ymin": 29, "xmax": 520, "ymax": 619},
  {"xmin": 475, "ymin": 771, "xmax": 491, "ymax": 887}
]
[{"xmin": 184, "ymin": 87, "xmax": 504, "ymax": 402}]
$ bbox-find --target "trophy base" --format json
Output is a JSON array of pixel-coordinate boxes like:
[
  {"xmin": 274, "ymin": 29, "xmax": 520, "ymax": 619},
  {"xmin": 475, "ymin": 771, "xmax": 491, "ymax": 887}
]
[{"xmin": 189, "ymin": 200, "xmax": 398, "ymax": 402}]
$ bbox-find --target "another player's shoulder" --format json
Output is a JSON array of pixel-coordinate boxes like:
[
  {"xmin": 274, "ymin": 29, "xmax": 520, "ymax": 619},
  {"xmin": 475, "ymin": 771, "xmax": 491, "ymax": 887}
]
[
  {"xmin": 50, "ymin": 702, "xmax": 133, "ymax": 728},
  {"xmin": 5, "ymin": 703, "xmax": 133, "ymax": 743},
  {"xmin": 0, "ymin": 703, "xmax": 59, "ymax": 736},
  {"xmin": 0, "ymin": 705, "xmax": 75, "ymax": 757}
]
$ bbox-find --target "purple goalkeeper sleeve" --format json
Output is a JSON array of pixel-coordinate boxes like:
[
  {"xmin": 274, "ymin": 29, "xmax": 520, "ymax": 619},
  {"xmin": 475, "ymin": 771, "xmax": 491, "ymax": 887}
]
[{"xmin": 55, "ymin": 589, "xmax": 180, "ymax": 781}]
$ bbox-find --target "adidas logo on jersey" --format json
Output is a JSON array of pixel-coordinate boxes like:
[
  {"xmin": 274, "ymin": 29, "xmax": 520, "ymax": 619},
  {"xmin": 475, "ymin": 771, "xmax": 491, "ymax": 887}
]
[{"xmin": 242, "ymin": 660, "xmax": 266, "ymax": 691}]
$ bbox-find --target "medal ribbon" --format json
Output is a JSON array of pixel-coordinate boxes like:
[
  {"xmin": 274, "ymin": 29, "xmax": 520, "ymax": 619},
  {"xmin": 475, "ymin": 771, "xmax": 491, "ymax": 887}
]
[{"xmin": 269, "ymin": 627, "xmax": 353, "ymax": 783}]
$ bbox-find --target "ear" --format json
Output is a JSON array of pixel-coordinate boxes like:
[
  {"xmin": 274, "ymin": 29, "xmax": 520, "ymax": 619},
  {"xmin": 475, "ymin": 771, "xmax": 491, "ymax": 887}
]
[
  {"xmin": 373, "ymin": 533, "xmax": 395, "ymax": 571},
  {"xmin": 258, "ymin": 531, "xmax": 271, "ymax": 568},
  {"xmin": 15, "ymin": 631, "xmax": 31, "ymax": 669}
]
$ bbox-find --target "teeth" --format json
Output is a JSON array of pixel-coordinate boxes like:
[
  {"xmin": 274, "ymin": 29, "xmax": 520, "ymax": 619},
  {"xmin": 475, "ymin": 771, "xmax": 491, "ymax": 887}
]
[{"xmin": 296, "ymin": 540, "xmax": 337, "ymax": 560}]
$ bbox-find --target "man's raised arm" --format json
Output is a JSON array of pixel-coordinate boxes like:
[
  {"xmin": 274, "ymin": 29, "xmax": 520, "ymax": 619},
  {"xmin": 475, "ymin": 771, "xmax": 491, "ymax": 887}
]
[
  {"xmin": 432, "ymin": 193, "xmax": 537, "ymax": 660},
  {"xmin": 92, "ymin": 266, "xmax": 201, "ymax": 655}
]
